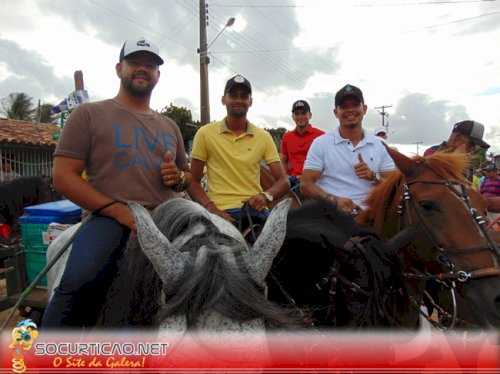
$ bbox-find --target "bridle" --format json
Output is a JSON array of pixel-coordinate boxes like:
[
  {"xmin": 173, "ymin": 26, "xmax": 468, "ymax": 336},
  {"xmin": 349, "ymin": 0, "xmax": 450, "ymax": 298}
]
[
  {"xmin": 397, "ymin": 179, "xmax": 500, "ymax": 330},
  {"xmin": 270, "ymin": 234, "xmax": 393, "ymax": 328},
  {"xmin": 238, "ymin": 204, "xmax": 376, "ymax": 328}
]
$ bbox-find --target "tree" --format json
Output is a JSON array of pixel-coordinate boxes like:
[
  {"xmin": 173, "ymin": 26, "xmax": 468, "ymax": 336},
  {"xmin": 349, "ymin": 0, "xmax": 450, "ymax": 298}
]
[
  {"xmin": 1, "ymin": 92, "xmax": 35, "ymax": 120},
  {"xmin": 470, "ymin": 147, "xmax": 489, "ymax": 170},
  {"xmin": 36, "ymin": 103, "xmax": 58, "ymax": 124},
  {"xmin": 265, "ymin": 127, "xmax": 287, "ymax": 150},
  {"xmin": 160, "ymin": 103, "xmax": 200, "ymax": 153}
]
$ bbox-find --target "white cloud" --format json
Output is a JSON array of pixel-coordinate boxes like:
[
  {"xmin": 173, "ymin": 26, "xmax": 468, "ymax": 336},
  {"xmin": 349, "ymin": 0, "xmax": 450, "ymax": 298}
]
[{"xmin": 0, "ymin": 0, "xmax": 499, "ymax": 153}]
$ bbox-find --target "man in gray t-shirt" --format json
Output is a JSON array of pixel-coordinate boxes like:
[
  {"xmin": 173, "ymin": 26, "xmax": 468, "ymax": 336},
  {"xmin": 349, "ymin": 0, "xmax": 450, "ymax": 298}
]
[{"xmin": 42, "ymin": 37, "xmax": 191, "ymax": 329}]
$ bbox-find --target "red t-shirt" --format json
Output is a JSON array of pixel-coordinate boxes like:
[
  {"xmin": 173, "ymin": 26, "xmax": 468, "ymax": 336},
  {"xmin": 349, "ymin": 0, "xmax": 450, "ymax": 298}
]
[{"xmin": 280, "ymin": 125, "xmax": 325, "ymax": 176}]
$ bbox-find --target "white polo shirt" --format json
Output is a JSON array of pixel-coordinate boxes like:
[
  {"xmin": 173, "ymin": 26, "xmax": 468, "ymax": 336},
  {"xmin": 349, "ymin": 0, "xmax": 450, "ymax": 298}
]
[{"xmin": 303, "ymin": 127, "xmax": 395, "ymax": 208}]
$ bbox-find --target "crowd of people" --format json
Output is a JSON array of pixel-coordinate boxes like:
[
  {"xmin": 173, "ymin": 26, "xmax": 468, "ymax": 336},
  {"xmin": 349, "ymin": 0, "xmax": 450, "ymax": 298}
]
[{"xmin": 40, "ymin": 36, "xmax": 498, "ymax": 329}]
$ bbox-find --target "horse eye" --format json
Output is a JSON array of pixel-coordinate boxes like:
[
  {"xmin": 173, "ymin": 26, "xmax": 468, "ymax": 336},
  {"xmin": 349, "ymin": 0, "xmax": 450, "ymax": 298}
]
[{"xmin": 419, "ymin": 201, "xmax": 434, "ymax": 211}]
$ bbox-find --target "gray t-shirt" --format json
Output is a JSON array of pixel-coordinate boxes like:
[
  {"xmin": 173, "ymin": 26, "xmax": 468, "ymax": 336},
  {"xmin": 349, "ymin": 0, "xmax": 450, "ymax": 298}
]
[{"xmin": 55, "ymin": 99, "xmax": 188, "ymax": 208}]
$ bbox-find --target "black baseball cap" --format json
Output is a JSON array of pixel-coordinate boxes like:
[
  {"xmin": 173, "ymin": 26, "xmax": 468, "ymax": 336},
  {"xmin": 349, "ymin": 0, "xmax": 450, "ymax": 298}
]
[
  {"xmin": 291, "ymin": 100, "xmax": 311, "ymax": 113},
  {"xmin": 224, "ymin": 75, "xmax": 252, "ymax": 94},
  {"xmin": 452, "ymin": 120, "xmax": 490, "ymax": 149},
  {"xmin": 334, "ymin": 84, "xmax": 364, "ymax": 107}
]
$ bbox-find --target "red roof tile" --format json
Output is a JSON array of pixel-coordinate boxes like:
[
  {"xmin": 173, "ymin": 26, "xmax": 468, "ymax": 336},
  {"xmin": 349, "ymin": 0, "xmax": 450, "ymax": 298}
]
[{"xmin": 0, "ymin": 118, "xmax": 60, "ymax": 147}]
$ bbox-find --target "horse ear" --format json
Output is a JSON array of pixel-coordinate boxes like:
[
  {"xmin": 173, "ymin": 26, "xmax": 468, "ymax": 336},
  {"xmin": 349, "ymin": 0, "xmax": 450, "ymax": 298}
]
[
  {"xmin": 244, "ymin": 198, "xmax": 292, "ymax": 285},
  {"xmin": 128, "ymin": 201, "xmax": 188, "ymax": 285},
  {"xmin": 384, "ymin": 142, "xmax": 417, "ymax": 176},
  {"xmin": 385, "ymin": 224, "xmax": 417, "ymax": 255}
]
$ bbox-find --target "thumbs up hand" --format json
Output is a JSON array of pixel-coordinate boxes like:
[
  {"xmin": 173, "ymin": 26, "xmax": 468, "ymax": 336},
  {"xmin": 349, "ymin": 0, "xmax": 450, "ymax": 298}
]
[
  {"xmin": 354, "ymin": 153, "xmax": 375, "ymax": 181},
  {"xmin": 160, "ymin": 151, "xmax": 180, "ymax": 187}
]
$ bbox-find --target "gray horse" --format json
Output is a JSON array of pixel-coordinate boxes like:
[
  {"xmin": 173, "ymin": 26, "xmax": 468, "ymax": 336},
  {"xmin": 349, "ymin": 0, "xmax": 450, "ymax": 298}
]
[{"xmin": 47, "ymin": 198, "xmax": 295, "ymax": 337}]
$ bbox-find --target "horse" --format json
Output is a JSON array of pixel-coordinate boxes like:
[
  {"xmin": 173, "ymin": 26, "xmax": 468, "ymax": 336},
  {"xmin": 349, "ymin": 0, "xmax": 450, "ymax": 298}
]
[
  {"xmin": 47, "ymin": 198, "xmax": 300, "ymax": 336},
  {"xmin": 357, "ymin": 147, "xmax": 500, "ymax": 330},
  {"xmin": 260, "ymin": 165, "xmax": 302, "ymax": 210},
  {"xmin": 0, "ymin": 175, "xmax": 59, "ymax": 229},
  {"xmin": 266, "ymin": 198, "xmax": 415, "ymax": 329}
]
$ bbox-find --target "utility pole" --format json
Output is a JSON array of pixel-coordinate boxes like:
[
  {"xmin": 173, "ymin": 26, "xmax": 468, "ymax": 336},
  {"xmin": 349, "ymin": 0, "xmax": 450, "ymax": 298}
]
[
  {"xmin": 413, "ymin": 141, "xmax": 423, "ymax": 155},
  {"xmin": 375, "ymin": 105, "xmax": 392, "ymax": 134},
  {"xmin": 199, "ymin": 0, "xmax": 210, "ymax": 126}
]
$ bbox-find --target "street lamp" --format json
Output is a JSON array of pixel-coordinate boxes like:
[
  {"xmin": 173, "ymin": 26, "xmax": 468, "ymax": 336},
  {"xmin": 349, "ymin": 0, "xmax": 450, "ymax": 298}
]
[
  {"xmin": 199, "ymin": 1, "xmax": 234, "ymax": 126},
  {"xmin": 208, "ymin": 17, "xmax": 235, "ymax": 50}
]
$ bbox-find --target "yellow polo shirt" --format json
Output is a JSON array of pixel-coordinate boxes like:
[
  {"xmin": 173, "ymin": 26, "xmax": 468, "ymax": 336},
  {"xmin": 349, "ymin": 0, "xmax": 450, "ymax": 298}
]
[{"xmin": 191, "ymin": 119, "xmax": 280, "ymax": 210}]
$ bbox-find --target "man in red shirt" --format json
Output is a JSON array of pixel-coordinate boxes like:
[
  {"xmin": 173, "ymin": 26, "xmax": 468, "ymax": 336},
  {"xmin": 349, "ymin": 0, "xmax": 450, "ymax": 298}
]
[{"xmin": 280, "ymin": 100, "xmax": 324, "ymax": 186}]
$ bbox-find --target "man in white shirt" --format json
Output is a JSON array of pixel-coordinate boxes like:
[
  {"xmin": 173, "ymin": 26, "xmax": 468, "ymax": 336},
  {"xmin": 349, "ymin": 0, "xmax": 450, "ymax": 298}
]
[{"xmin": 300, "ymin": 84, "xmax": 395, "ymax": 213}]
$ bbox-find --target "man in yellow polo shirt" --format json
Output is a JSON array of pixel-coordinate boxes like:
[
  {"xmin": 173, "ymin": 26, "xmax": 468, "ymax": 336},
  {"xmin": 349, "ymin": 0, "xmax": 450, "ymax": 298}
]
[{"xmin": 189, "ymin": 75, "xmax": 290, "ymax": 224}]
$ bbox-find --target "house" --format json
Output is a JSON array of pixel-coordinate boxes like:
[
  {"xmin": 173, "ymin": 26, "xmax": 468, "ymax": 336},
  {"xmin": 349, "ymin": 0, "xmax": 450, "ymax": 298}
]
[{"xmin": 0, "ymin": 118, "xmax": 60, "ymax": 182}]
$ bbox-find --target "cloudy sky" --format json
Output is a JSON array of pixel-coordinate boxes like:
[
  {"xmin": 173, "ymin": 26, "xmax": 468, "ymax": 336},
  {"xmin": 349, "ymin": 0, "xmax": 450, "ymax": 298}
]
[{"xmin": 1, "ymin": 0, "xmax": 499, "ymax": 156}]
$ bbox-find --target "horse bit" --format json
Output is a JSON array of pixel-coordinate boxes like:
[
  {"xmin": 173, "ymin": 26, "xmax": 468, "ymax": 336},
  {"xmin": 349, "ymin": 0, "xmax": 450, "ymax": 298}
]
[{"xmin": 398, "ymin": 179, "xmax": 500, "ymax": 330}]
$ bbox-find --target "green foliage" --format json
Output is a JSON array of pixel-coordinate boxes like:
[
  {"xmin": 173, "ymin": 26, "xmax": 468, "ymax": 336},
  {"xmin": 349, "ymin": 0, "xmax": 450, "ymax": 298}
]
[
  {"xmin": 1, "ymin": 92, "xmax": 56, "ymax": 124},
  {"xmin": 37, "ymin": 103, "xmax": 58, "ymax": 124},
  {"xmin": 160, "ymin": 103, "xmax": 200, "ymax": 153},
  {"xmin": 1, "ymin": 92, "xmax": 35, "ymax": 120},
  {"xmin": 470, "ymin": 147, "xmax": 490, "ymax": 170},
  {"xmin": 265, "ymin": 127, "xmax": 288, "ymax": 150}
]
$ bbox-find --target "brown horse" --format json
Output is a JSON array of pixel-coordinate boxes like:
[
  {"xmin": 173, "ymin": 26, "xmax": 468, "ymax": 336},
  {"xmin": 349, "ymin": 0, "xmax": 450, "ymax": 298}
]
[
  {"xmin": 259, "ymin": 165, "xmax": 302, "ymax": 210},
  {"xmin": 357, "ymin": 147, "xmax": 500, "ymax": 330}
]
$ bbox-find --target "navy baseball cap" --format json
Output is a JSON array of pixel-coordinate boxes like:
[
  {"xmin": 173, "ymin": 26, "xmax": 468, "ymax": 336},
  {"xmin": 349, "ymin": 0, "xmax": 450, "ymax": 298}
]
[
  {"xmin": 224, "ymin": 75, "xmax": 252, "ymax": 94},
  {"xmin": 334, "ymin": 84, "xmax": 364, "ymax": 106}
]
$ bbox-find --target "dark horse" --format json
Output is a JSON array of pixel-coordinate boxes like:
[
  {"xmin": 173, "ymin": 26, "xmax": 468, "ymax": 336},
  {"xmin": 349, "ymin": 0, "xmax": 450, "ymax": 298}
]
[
  {"xmin": 267, "ymin": 198, "xmax": 414, "ymax": 329},
  {"xmin": 357, "ymin": 146, "xmax": 500, "ymax": 330},
  {"xmin": 0, "ymin": 175, "xmax": 58, "ymax": 228}
]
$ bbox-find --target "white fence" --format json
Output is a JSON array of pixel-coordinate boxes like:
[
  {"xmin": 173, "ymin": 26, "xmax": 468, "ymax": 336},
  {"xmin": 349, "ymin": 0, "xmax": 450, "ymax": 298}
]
[{"xmin": 0, "ymin": 146, "xmax": 54, "ymax": 183}]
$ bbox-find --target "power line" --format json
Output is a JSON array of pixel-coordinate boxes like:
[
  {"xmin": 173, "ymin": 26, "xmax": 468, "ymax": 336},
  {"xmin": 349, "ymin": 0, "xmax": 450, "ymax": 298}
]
[
  {"xmin": 207, "ymin": 5, "xmax": 310, "ymax": 87},
  {"xmin": 88, "ymin": 0, "xmax": 194, "ymax": 51},
  {"xmin": 403, "ymin": 10, "xmax": 500, "ymax": 32},
  {"xmin": 213, "ymin": 0, "xmax": 496, "ymax": 7}
]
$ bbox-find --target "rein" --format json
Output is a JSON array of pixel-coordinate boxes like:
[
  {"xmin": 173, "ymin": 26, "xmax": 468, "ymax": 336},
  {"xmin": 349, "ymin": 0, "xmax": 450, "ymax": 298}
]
[
  {"xmin": 270, "ymin": 235, "xmax": 375, "ymax": 328},
  {"xmin": 397, "ymin": 179, "xmax": 500, "ymax": 330},
  {"xmin": 238, "ymin": 202, "xmax": 260, "ymax": 243}
]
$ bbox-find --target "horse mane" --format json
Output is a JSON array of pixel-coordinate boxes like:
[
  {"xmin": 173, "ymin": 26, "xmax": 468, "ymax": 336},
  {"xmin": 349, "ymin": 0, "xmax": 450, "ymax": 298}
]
[
  {"xmin": 358, "ymin": 151, "xmax": 470, "ymax": 233},
  {"xmin": 105, "ymin": 198, "xmax": 297, "ymax": 329}
]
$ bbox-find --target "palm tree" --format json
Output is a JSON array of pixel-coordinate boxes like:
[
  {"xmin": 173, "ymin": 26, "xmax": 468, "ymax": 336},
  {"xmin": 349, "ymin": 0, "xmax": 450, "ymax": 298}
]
[
  {"xmin": 1, "ymin": 92, "xmax": 35, "ymax": 120},
  {"xmin": 36, "ymin": 103, "xmax": 58, "ymax": 124}
]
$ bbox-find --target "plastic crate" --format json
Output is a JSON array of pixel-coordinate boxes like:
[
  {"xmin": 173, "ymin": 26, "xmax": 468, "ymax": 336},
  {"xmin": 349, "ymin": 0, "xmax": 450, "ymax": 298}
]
[
  {"xmin": 20, "ymin": 223, "xmax": 51, "ymax": 247},
  {"xmin": 19, "ymin": 200, "xmax": 82, "ymax": 288},
  {"xmin": 23, "ymin": 200, "xmax": 82, "ymax": 217},
  {"xmin": 24, "ymin": 248, "xmax": 48, "ymax": 286}
]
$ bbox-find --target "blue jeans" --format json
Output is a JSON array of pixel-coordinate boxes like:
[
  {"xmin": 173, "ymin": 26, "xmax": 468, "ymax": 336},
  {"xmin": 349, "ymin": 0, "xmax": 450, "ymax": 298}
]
[
  {"xmin": 225, "ymin": 207, "xmax": 270, "ymax": 222},
  {"xmin": 41, "ymin": 216, "xmax": 130, "ymax": 329},
  {"xmin": 225, "ymin": 207, "xmax": 269, "ymax": 244}
]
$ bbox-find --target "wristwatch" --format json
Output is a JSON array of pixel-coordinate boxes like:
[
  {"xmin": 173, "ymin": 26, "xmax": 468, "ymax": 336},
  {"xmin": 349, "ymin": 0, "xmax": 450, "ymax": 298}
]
[
  {"xmin": 373, "ymin": 171, "xmax": 381, "ymax": 183},
  {"xmin": 178, "ymin": 170, "xmax": 186, "ymax": 185},
  {"xmin": 261, "ymin": 191, "xmax": 274, "ymax": 202}
]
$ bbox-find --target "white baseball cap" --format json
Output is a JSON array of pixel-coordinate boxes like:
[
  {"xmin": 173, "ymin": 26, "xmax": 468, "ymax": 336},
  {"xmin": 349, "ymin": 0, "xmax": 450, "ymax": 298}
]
[
  {"xmin": 374, "ymin": 126, "xmax": 387, "ymax": 135},
  {"xmin": 119, "ymin": 37, "xmax": 164, "ymax": 65}
]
